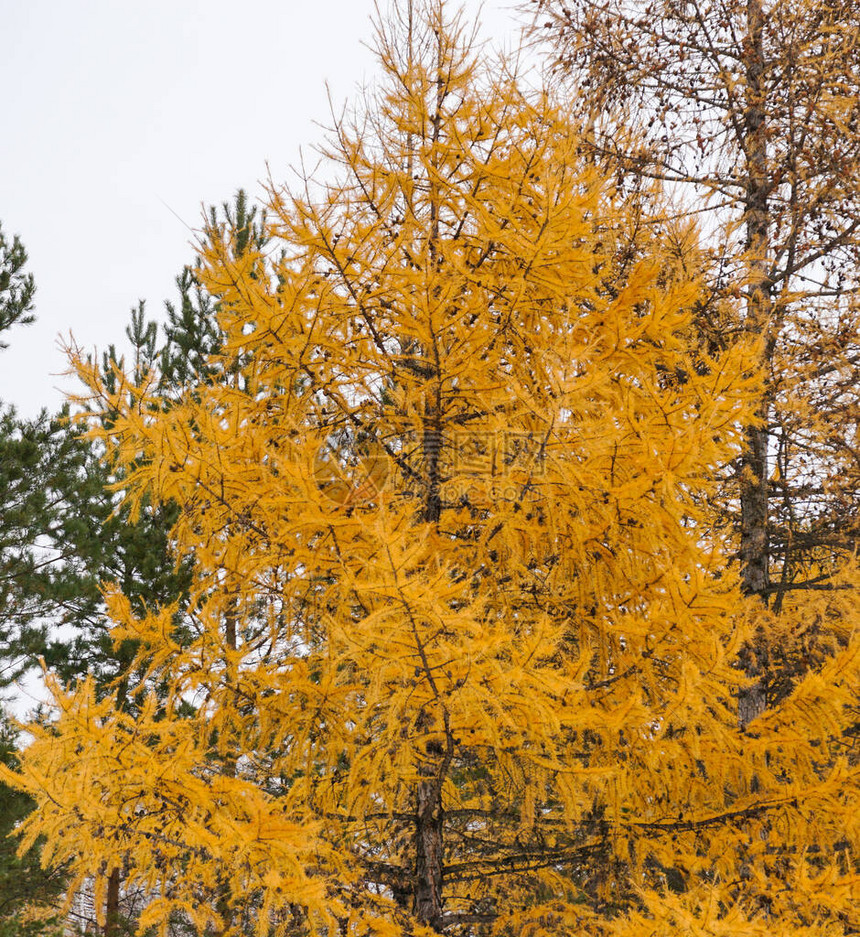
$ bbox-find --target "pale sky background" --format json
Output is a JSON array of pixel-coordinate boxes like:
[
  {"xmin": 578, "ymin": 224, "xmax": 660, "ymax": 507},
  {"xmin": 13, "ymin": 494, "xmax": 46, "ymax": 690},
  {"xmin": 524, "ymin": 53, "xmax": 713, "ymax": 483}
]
[{"xmin": 1, "ymin": 0, "xmax": 528, "ymax": 420}]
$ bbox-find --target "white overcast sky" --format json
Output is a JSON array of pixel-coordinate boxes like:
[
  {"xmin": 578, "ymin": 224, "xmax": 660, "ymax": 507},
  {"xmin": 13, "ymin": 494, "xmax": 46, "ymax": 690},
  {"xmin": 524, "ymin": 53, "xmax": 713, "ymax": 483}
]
[{"xmin": 1, "ymin": 0, "xmax": 528, "ymax": 419}]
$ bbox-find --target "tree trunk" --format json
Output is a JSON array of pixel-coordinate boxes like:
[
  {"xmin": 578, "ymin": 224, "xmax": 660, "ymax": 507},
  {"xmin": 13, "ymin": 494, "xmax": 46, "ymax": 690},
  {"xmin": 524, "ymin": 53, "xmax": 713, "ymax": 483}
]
[
  {"xmin": 213, "ymin": 593, "xmax": 239, "ymax": 936},
  {"xmin": 411, "ymin": 24, "xmax": 448, "ymax": 928},
  {"xmin": 413, "ymin": 775, "xmax": 444, "ymax": 929},
  {"xmin": 738, "ymin": 0, "xmax": 772, "ymax": 729},
  {"xmin": 104, "ymin": 867, "xmax": 121, "ymax": 937}
]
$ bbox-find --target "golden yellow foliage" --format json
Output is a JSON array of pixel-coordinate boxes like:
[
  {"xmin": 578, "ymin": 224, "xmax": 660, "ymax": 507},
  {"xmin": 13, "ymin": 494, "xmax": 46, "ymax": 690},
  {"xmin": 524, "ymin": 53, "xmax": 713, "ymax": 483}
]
[{"xmin": 3, "ymin": 3, "xmax": 858, "ymax": 936}]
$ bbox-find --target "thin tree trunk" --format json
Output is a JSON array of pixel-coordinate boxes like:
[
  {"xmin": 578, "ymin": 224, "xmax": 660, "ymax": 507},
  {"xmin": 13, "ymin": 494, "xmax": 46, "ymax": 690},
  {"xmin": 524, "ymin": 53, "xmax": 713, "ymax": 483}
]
[
  {"xmin": 104, "ymin": 867, "xmax": 121, "ymax": 937},
  {"xmin": 738, "ymin": 0, "xmax": 772, "ymax": 729},
  {"xmin": 213, "ymin": 592, "xmax": 239, "ymax": 937},
  {"xmin": 413, "ymin": 773, "xmax": 445, "ymax": 928},
  {"xmin": 411, "ymin": 20, "xmax": 447, "ymax": 928},
  {"xmin": 103, "ymin": 672, "xmax": 130, "ymax": 937}
]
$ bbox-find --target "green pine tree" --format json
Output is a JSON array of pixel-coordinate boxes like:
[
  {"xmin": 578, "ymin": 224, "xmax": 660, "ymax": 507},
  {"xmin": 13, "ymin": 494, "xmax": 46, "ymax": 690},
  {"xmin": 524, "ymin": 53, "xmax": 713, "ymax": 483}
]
[
  {"xmin": 0, "ymin": 193, "xmax": 265, "ymax": 935},
  {"xmin": 0, "ymin": 223, "xmax": 65, "ymax": 936},
  {"xmin": 0, "ymin": 222, "xmax": 35, "ymax": 350}
]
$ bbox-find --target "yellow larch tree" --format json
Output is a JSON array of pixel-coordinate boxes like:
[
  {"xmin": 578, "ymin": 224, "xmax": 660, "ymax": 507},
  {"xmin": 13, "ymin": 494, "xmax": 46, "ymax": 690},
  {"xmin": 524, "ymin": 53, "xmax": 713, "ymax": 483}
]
[{"xmin": 4, "ymin": 2, "xmax": 858, "ymax": 936}]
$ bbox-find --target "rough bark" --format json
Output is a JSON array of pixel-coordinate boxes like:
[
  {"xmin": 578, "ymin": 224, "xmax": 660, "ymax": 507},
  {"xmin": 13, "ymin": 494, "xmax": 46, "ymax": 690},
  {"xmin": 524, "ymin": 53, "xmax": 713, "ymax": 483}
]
[
  {"xmin": 104, "ymin": 867, "xmax": 121, "ymax": 937},
  {"xmin": 737, "ymin": 0, "xmax": 772, "ymax": 729},
  {"xmin": 413, "ymin": 773, "xmax": 445, "ymax": 929}
]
